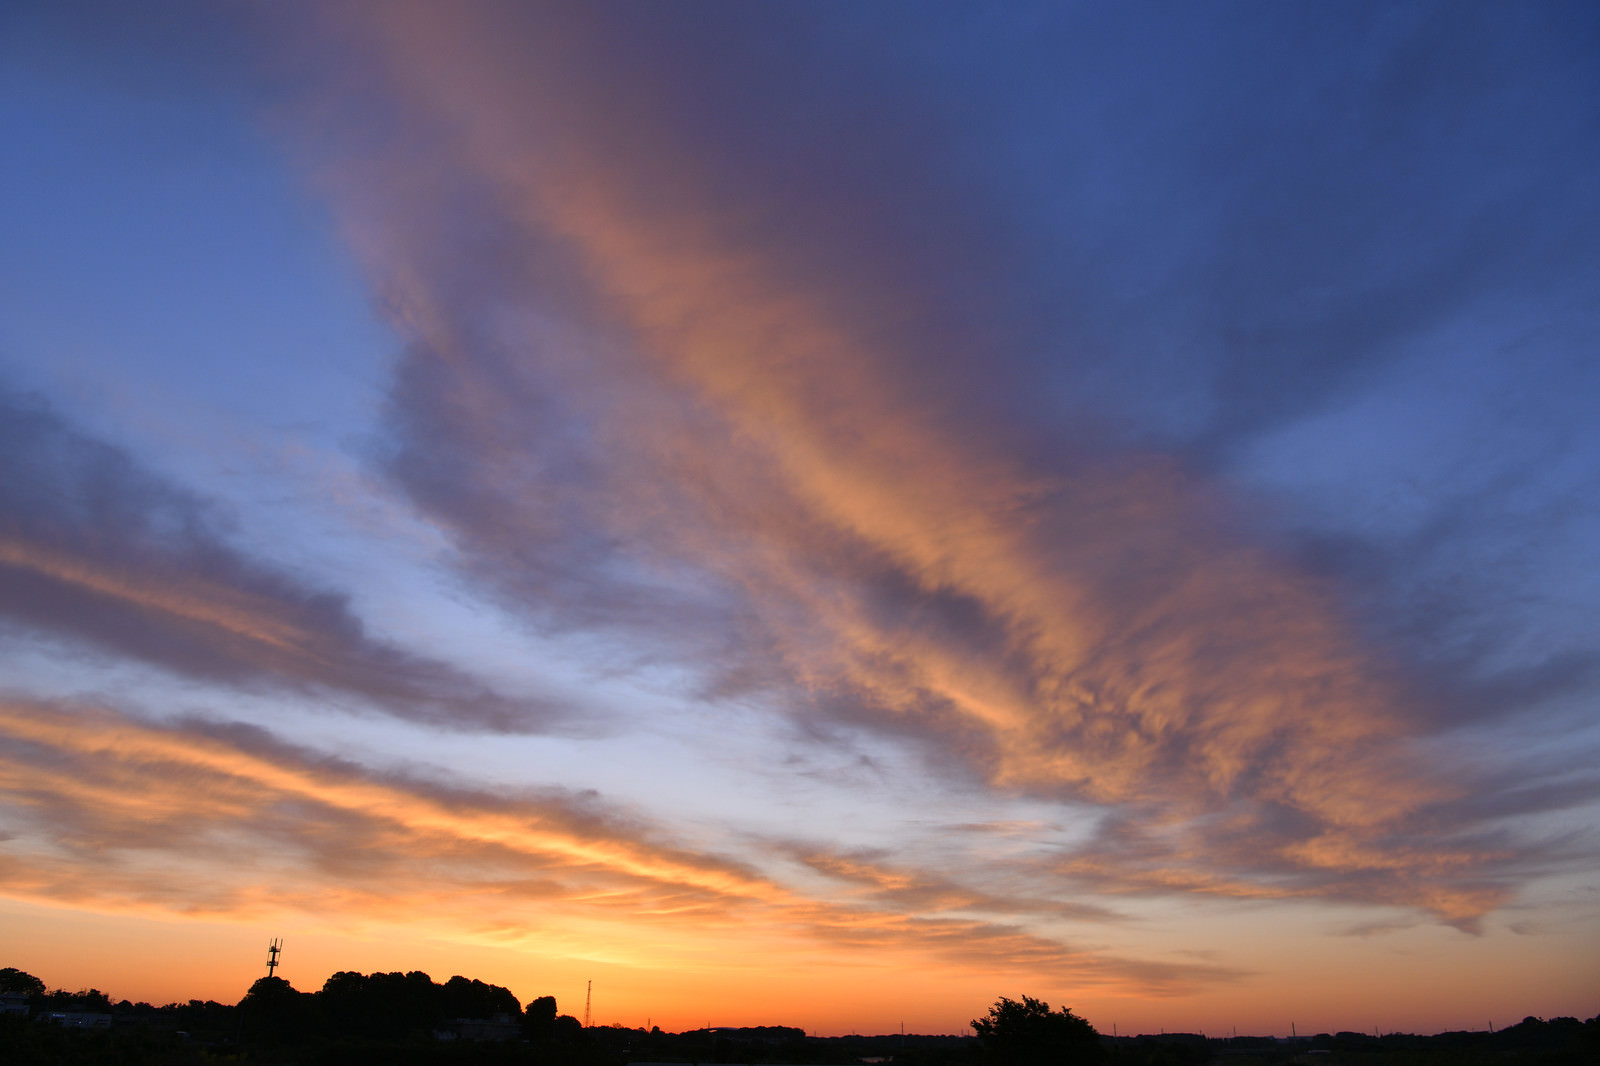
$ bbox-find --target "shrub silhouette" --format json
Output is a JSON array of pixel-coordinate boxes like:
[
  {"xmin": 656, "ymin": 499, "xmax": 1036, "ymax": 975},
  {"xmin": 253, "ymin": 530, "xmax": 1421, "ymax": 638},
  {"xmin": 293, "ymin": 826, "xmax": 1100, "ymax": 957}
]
[
  {"xmin": 0, "ymin": 967, "xmax": 45, "ymax": 997},
  {"xmin": 972, "ymin": 995, "xmax": 1102, "ymax": 1065}
]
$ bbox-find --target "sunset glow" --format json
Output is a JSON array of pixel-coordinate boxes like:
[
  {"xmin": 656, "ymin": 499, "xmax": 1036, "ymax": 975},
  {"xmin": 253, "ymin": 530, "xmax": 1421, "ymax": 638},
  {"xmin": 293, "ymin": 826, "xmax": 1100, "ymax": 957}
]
[{"xmin": 1, "ymin": 0, "xmax": 1596, "ymax": 1038}]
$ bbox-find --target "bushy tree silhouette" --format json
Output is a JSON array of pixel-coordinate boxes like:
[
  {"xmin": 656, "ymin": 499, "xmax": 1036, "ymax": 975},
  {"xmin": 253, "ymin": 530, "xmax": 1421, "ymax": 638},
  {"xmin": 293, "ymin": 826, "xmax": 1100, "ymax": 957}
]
[
  {"xmin": 238, "ymin": 975, "xmax": 313, "ymax": 1043},
  {"xmin": 0, "ymin": 967, "xmax": 45, "ymax": 996},
  {"xmin": 972, "ymin": 995, "xmax": 1102, "ymax": 1065},
  {"xmin": 440, "ymin": 974, "xmax": 520, "ymax": 1020},
  {"xmin": 524, "ymin": 994, "xmax": 558, "ymax": 1038},
  {"xmin": 321, "ymin": 969, "xmax": 443, "ymax": 1038}
]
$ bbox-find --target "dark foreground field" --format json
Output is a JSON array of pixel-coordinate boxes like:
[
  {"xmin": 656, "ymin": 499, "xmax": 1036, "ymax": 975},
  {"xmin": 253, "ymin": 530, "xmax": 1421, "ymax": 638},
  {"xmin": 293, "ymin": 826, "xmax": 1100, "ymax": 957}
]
[{"xmin": 3, "ymin": 1013, "xmax": 1597, "ymax": 1066}]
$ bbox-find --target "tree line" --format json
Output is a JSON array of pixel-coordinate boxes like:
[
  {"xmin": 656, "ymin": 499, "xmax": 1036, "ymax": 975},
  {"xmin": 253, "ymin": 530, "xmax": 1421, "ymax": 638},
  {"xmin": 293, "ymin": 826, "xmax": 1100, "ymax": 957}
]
[
  {"xmin": 2, "ymin": 964, "xmax": 579, "ymax": 1044},
  {"xmin": 3, "ymin": 967, "xmax": 1596, "ymax": 1065}
]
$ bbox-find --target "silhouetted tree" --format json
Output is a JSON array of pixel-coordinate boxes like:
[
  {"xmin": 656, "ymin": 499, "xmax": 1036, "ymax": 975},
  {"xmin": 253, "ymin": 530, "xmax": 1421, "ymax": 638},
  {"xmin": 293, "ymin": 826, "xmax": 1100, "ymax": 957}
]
[
  {"xmin": 320, "ymin": 969, "xmax": 441, "ymax": 1039},
  {"xmin": 972, "ymin": 996, "xmax": 1102, "ymax": 1065},
  {"xmin": 524, "ymin": 994, "xmax": 559, "ymax": 1038},
  {"xmin": 39, "ymin": 986, "xmax": 113, "ymax": 1012},
  {"xmin": 0, "ymin": 967, "xmax": 45, "ymax": 996},
  {"xmin": 238, "ymin": 975, "xmax": 312, "ymax": 1043},
  {"xmin": 440, "ymin": 974, "xmax": 520, "ymax": 1020}
]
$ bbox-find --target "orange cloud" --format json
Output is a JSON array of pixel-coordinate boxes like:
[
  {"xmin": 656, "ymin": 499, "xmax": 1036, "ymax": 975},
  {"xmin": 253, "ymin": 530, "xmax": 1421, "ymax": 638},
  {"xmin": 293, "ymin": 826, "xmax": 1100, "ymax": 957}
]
[
  {"xmin": 0, "ymin": 699, "xmax": 1232, "ymax": 995},
  {"xmin": 274, "ymin": 0, "xmax": 1500, "ymax": 923},
  {"xmin": 0, "ymin": 538, "xmax": 316, "ymax": 655}
]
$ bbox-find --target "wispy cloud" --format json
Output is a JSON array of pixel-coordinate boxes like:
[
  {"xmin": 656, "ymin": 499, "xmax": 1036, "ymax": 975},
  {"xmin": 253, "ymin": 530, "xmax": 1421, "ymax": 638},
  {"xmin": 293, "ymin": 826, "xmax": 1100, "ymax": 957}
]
[
  {"xmin": 248, "ymin": 0, "xmax": 1591, "ymax": 924},
  {"xmin": 0, "ymin": 389, "xmax": 558, "ymax": 731},
  {"xmin": 0, "ymin": 698, "xmax": 1233, "ymax": 992}
]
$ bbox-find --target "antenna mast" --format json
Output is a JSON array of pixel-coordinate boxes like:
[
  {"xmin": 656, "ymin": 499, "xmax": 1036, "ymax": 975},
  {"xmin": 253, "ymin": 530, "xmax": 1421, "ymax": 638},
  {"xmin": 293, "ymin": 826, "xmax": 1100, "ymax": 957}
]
[
  {"xmin": 584, "ymin": 979, "xmax": 592, "ymax": 1028},
  {"xmin": 266, "ymin": 938, "xmax": 283, "ymax": 978}
]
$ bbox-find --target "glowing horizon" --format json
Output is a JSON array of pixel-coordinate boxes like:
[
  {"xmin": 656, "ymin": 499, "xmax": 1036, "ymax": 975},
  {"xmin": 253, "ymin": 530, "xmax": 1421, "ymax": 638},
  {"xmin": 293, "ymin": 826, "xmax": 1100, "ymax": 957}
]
[{"xmin": 1, "ymin": 0, "xmax": 1596, "ymax": 1038}]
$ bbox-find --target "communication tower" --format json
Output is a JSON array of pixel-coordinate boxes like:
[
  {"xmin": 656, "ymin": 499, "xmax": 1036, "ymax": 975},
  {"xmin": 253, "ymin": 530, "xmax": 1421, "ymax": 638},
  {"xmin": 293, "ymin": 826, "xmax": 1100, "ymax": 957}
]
[
  {"xmin": 584, "ymin": 979, "xmax": 592, "ymax": 1028},
  {"xmin": 266, "ymin": 938, "xmax": 283, "ymax": 978}
]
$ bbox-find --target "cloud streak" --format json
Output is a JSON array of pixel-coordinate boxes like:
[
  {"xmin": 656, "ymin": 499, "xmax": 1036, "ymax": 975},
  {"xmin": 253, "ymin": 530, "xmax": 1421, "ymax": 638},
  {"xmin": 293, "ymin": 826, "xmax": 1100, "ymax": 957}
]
[
  {"xmin": 0, "ymin": 389, "xmax": 557, "ymax": 731},
  {"xmin": 0, "ymin": 698, "xmax": 1234, "ymax": 993},
  {"xmin": 249, "ymin": 0, "xmax": 1590, "ymax": 923}
]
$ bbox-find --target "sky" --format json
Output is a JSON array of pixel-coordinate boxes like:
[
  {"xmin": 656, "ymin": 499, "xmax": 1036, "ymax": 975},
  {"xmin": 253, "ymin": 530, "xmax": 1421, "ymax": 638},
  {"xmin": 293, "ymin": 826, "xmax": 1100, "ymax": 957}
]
[{"xmin": 1, "ymin": 0, "xmax": 1597, "ymax": 1039}]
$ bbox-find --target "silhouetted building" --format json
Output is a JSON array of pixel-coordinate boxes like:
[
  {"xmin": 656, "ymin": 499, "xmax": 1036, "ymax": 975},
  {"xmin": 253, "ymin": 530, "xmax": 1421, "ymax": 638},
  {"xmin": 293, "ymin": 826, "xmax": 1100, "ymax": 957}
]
[{"xmin": 435, "ymin": 1013, "xmax": 522, "ymax": 1042}]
